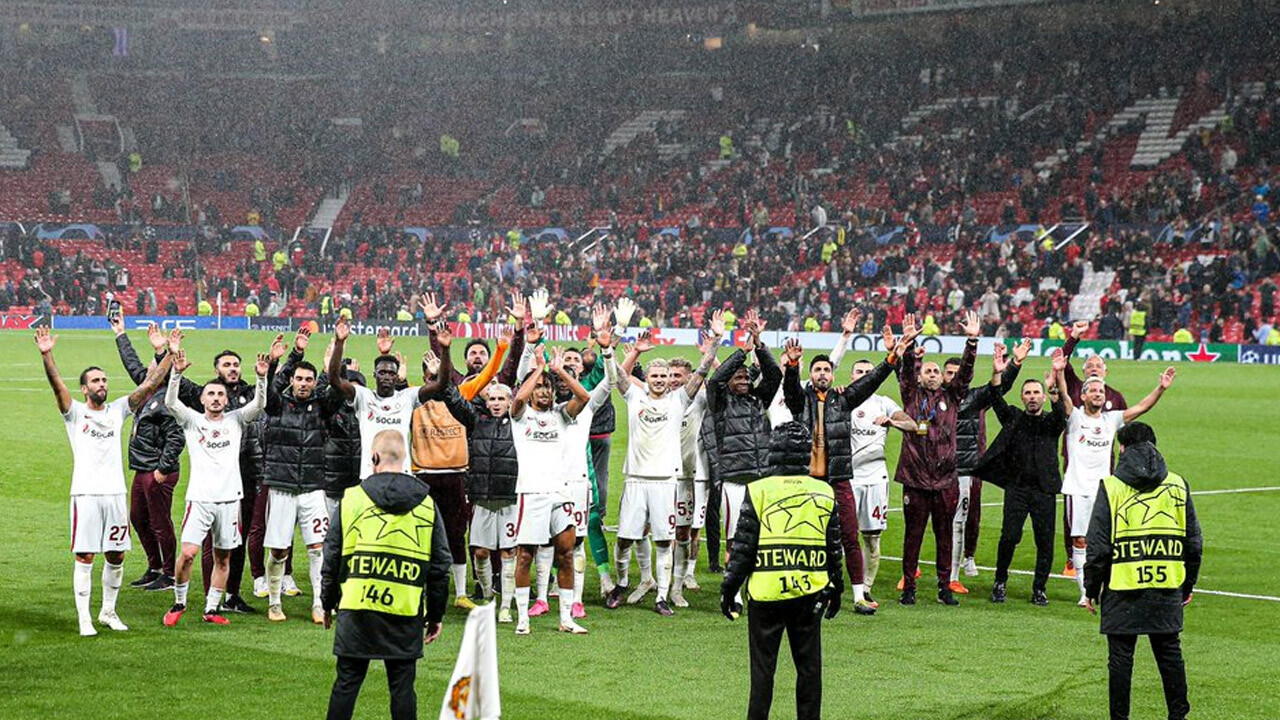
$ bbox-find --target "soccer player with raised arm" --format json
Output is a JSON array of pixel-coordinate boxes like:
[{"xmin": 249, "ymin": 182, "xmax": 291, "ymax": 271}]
[
  {"xmin": 1060, "ymin": 365, "xmax": 1175, "ymax": 606},
  {"xmin": 163, "ymin": 333, "xmax": 268, "ymax": 626},
  {"xmin": 38, "ymin": 327, "xmax": 173, "ymax": 635}
]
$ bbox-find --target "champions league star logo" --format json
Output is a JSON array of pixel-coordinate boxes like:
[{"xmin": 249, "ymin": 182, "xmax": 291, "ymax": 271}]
[
  {"xmin": 346, "ymin": 504, "xmax": 434, "ymax": 545},
  {"xmin": 1114, "ymin": 483, "xmax": 1188, "ymax": 533},
  {"xmin": 760, "ymin": 492, "xmax": 835, "ymax": 535}
]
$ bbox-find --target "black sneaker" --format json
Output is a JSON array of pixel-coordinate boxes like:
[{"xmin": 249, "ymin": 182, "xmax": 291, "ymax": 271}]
[
  {"xmin": 604, "ymin": 586, "xmax": 625, "ymax": 610},
  {"xmin": 937, "ymin": 588, "xmax": 960, "ymax": 606},
  {"xmin": 864, "ymin": 591, "xmax": 877, "ymax": 607},
  {"xmin": 221, "ymin": 593, "xmax": 257, "ymax": 614},
  {"xmin": 1031, "ymin": 589, "xmax": 1049, "ymax": 607},
  {"xmin": 145, "ymin": 574, "xmax": 176, "ymax": 592},
  {"xmin": 853, "ymin": 599, "xmax": 876, "ymax": 616},
  {"xmin": 130, "ymin": 569, "xmax": 162, "ymax": 588},
  {"xmin": 654, "ymin": 599, "xmax": 675, "ymax": 617},
  {"xmin": 990, "ymin": 582, "xmax": 1007, "ymax": 604},
  {"xmin": 899, "ymin": 588, "xmax": 916, "ymax": 605},
  {"xmin": 708, "ymin": 562, "xmax": 724, "ymax": 573}
]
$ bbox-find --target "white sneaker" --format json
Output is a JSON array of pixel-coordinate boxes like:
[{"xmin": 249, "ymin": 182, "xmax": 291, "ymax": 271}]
[
  {"xmin": 558, "ymin": 620, "xmax": 588, "ymax": 635},
  {"xmin": 670, "ymin": 587, "xmax": 689, "ymax": 608},
  {"xmin": 515, "ymin": 618, "xmax": 531, "ymax": 635},
  {"xmin": 79, "ymin": 620, "xmax": 98, "ymax": 637},
  {"xmin": 599, "ymin": 575, "xmax": 616, "ymax": 597},
  {"xmin": 627, "ymin": 578, "xmax": 657, "ymax": 605},
  {"xmin": 97, "ymin": 611, "xmax": 129, "ymax": 631},
  {"xmin": 497, "ymin": 607, "xmax": 513, "ymax": 624},
  {"xmin": 1077, "ymin": 595, "xmax": 1089, "ymax": 608},
  {"xmin": 282, "ymin": 575, "xmax": 301, "ymax": 597},
  {"xmin": 253, "ymin": 576, "xmax": 269, "ymax": 598},
  {"xmin": 683, "ymin": 574, "xmax": 701, "ymax": 592},
  {"xmin": 963, "ymin": 557, "xmax": 979, "ymax": 577}
]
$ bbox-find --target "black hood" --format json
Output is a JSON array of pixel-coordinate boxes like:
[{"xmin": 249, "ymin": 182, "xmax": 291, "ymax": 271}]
[
  {"xmin": 769, "ymin": 421, "xmax": 813, "ymax": 477},
  {"xmin": 362, "ymin": 472, "xmax": 430, "ymax": 514},
  {"xmin": 1114, "ymin": 442, "xmax": 1168, "ymax": 493}
]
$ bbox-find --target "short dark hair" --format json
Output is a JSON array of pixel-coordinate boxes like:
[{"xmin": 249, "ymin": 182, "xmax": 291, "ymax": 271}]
[
  {"xmin": 202, "ymin": 378, "xmax": 229, "ymax": 393},
  {"xmin": 213, "ymin": 350, "xmax": 241, "ymax": 367},
  {"xmin": 669, "ymin": 357, "xmax": 694, "ymax": 371},
  {"xmin": 1117, "ymin": 422, "xmax": 1157, "ymax": 448},
  {"xmin": 852, "ymin": 358, "xmax": 875, "ymax": 367},
  {"xmin": 943, "ymin": 357, "xmax": 962, "ymax": 368},
  {"xmin": 374, "ymin": 354, "xmax": 400, "ymax": 369},
  {"xmin": 1021, "ymin": 379, "xmax": 1044, "ymax": 391},
  {"xmin": 464, "ymin": 339, "xmax": 490, "ymax": 355},
  {"xmin": 293, "ymin": 361, "xmax": 317, "ymax": 377},
  {"xmin": 79, "ymin": 366, "xmax": 104, "ymax": 386},
  {"xmin": 809, "ymin": 354, "xmax": 833, "ymax": 371}
]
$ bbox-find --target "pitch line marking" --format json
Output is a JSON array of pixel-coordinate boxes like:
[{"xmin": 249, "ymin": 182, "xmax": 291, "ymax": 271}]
[
  {"xmin": 881, "ymin": 555, "xmax": 1280, "ymax": 602},
  {"xmin": 884, "ymin": 486, "xmax": 1280, "ymax": 513}
]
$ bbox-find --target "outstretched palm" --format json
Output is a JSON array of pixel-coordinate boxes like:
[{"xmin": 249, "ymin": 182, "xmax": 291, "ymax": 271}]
[{"xmin": 34, "ymin": 327, "xmax": 56, "ymax": 354}]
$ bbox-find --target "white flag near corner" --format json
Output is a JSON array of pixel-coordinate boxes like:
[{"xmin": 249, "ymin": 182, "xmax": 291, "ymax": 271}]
[{"xmin": 439, "ymin": 603, "xmax": 501, "ymax": 720}]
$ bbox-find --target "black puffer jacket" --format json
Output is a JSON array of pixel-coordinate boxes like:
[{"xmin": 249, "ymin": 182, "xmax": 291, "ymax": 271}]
[
  {"xmin": 467, "ymin": 400, "xmax": 519, "ymax": 503},
  {"xmin": 955, "ymin": 361, "xmax": 1021, "ymax": 475},
  {"xmin": 707, "ymin": 347, "xmax": 783, "ymax": 484},
  {"xmin": 115, "ymin": 335, "xmax": 185, "ymax": 475},
  {"xmin": 263, "ymin": 352, "xmax": 341, "ymax": 493},
  {"xmin": 322, "ymin": 368, "xmax": 364, "ymax": 500},
  {"xmin": 320, "ymin": 472, "xmax": 452, "ymax": 659},
  {"xmin": 1084, "ymin": 443, "xmax": 1202, "ymax": 636},
  {"xmin": 781, "ymin": 358, "xmax": 896, "ymax": 483}
]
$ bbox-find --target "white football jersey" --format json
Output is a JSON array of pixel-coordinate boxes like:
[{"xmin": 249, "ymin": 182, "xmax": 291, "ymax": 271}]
[
  {"xmin": 622, "ymin": 384, "xmax": 687, "ymax": 479},
  {"xmin": 1061, "ymin": 408, "xmax": 1125, "ymax": 496},
  {"xmin": 63, "ymin": 397, "xmax": 132, "ymax": 496},
  {"xmin": 512, "ymin": 403, "xmax": 574, "ymax": 496},
  {"xmin": 353, "ymin": 385, "xmax": 420, "ymax": 478},
  {"xmin": 849, "ymin": 394, "xmax": 901, "ymax": 485}
]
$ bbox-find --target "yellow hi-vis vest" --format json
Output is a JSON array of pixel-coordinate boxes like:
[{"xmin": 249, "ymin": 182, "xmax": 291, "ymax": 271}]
[
  {"xmin": 1103, "ymin": 473, "xmax": 1188, "ymax": 591},
  {"xmin": 747, "ymin": 475, "xmax": 834, "ymax": 601},
  {"xmin": 339, "ymin": 486, "xmax": 435, "ymax": 617},
  {"xmin": 1129, "ymin": 310, "xmax": 1147, "ymax": 337}
]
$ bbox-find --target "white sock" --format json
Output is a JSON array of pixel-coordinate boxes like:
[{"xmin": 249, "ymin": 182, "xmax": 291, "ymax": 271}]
[
  {"xmin": 476, "ymin": 556, "xmax": 494, "ymax": 599},
  {"xmin": 174, "ymin": 581, "xmax": 189, "ymax": 607},
  {"xmin": 637, "ymin": 537, "xmax": 653, "ymax": 583},
  {"xmin": 1073, "ymin": 546, "xmax": 1088, "ymax": 596},
  {"xmin": 451, "ymin": 564, "xmax": 468, "ymax": 600},
  {"xmin": 673, "ymin": 540, "xmax": 690, "ymax": 591},
  {"xmin": 308, "ymin": 547, "xmax": 324, "ymax": 607},
  {"xmin": 267, "ymin": 554, "xmax": 286, "ymax": 605},
  {"xmin": 951, "ymin": 520, "xmax": 966, "ymax": 582},
  {"xmin": 685, "ymin": 536, "xmax": 699, "ymax": 577},
  {"xmin": 515, "ymin": 587, "xmax": 531, "ymax": 623},
  {"xmin": 558, "ymin": 585, "xmax": 575, "ymax": 626},
  {"xmin": 572, "ymin": 545, "xmax": 586, "ymax": 605},
  {"xmin": 655, "ymin": 544, "xmax": 673, "ymax": 602},
  {"xmin": 853, "ymin": 583, "xmax": 866, "ymax": 603},
  {"xmin": 500, "ymin": 556, "xmax": 516, "ymax": 611},
  {"xmin": 101, "ymin": 561, "xmax": 123, "ymax": 614},
  {"xmin": 73, "ymin": 561, "xmax": 93, "ymax": 625},
  {"xmin": 205, "ymin": 587, "xmax": 224, "ymax": 614},
  {"xmin": 535, "ymin": 547, "xmax": 554, "ymax": 602},
  {"xmin": 865, "ymin": 535, "xmax": 882, "ymax": 588},
  {"xmin": 614, "ymin": 542, "xmax": 631, "ymax": 588}
]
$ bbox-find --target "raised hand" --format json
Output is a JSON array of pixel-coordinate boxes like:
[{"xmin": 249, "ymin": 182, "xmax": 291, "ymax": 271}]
[
  {"xmin": 525, "ymin": 322, "xmax": 544, "ymax": 345},
  {"xmin": 168, "ymin": 329, "xmax": 184, "ymax": 355},
  {"xmin": 548, "ymin": 346, "xmax": 566, "ymax": 373},
  {"xmin": 1050, "ymin": 349, "xmax": 1067, "ymax": 373},
  {"xmin": 902, "ymin": 313, "xmax": 917, "ymax": 338},
  {"xmin": 335, "ymin": 315, "xmax": 351, "ymax": 342},
  {"xmin": 841, "ymin": 308, "xmax": 863, "ymax": 335},
  {"xmin": 528, "ymin": 289, "xmax": 552, "ymax": 322},
  {"xmin": 108, "ymin": 307, "xmax": 126, "ymax": 336},
  {"xmin": 506, "ymin": 290, "xmax": 528, "ymax": 326},
  {"xmin": 881, "ymin": 323, "xmax": 896, "ymax": 352},
  {"xmin": 614, "ymin": 296, "xmax": 637, "ymax": 328},
  {"xmin": 708, "ymin": 309, "xmax": 726, "ymax": 338},
  {"xmin": 147, "ymin": 322, "xmax": 167, "ymax": 352},
  {"xmin": 376, "ymin": 327, "xmax": 394, "ymax": 355},
  {"xmin": 591, "ymin": 303, "xmax": 612, "ymax": 333},
  {"xmin": 695, "ymin": 330, "xmax": 714, "ymax": 357},
  {"xmin": 255, "ymin": 352, "xmax": 271, "ymax": 377},
  {"xmin": 437, "ymin": 319, "xmax": 454, "ymax": 347},
  {"xmin": 173, "ymin": 349, "xmax": 192, "ymax": 373},
  {"xmin": 783, "ymin": 337, "xmax": 803, "ymax": 364},
  {"xmin": 420, "ymin": 292, "xmax": 448, "ymax": 322},
  {"xmin": 423, "ymin": 350, "xmax": 441, "ymax": 377},
  {"xmin": 533, "ymin": 345, "xmax": 548, "ymax": 372},
  {"xmin": 499, "ymin": 324, "xmax": 515, "ymax": 345},
  {"xmin": 34, "ymin": 326, "xmax": 57, "ymax": 354},
  {"xmin": 294, "ymin": 326, "xmax": 312, "ymax": 353},
  {"xmin": 1158, "ymin": 367, "xmax": 1176, "ymax": 390},
  {"xmin": 1012, "ymin": 337, "xmax": 1032, "ymax": 364},
  {"xmin": 992, "ymin": 341, "xmax": 1010, "ymax": 374},
  {"xmin": 1071, "ymin": 320, "xmax": 1090, "ymax": 340},
  {"xmin": 395, "ymin": 351, "xmax": 408, "ymax": 383},
  {"xmin": 323, "ymin": 339, "xmax": 336, "ymax": 371},
  {"xmin": 634, "ymin": 330, "xmax": 655, "ymax": 354},
  {"xmin": 269, "ymin": 333, "xmax": 288, "ymax": 362},
  {"xmin": 960, "ymin": 310, "xmax": 981, "ymax": 338}
]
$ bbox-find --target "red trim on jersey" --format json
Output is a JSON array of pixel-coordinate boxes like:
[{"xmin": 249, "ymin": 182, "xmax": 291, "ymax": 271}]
[
  {"xmin": 514, "ymin": 496, "xmax": 526, "ymax": 536},
  {"xmin": 70, "ymin": 498, "xmax": 78, "ymax": 551},
  {"xmin": 181, "ymin": 502, "xmax": 193, "ymax": 533}
]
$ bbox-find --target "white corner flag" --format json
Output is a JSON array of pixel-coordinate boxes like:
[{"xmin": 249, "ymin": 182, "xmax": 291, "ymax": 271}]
[{"xmin": 439, "ymin": 603, "xmax": 501, "ymax": 720}]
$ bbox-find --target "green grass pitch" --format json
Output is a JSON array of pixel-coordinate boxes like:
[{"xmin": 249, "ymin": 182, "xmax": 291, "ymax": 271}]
[{"xmin": 1, "ymin": 328, "xmax": 1277, "ymax": 720}]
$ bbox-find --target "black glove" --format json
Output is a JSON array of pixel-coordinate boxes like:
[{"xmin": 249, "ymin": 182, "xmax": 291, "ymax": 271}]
[
  {"xmin": 823, "ymin": 585, "xmax": 841, "ymax": 620},
  {"xmin": 721, "ymin": 592, "xmax": 739, "ymax": 621}
]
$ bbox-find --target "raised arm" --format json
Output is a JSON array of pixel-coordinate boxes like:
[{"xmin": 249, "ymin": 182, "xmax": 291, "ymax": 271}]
[
  {"xmin": 896, "ymin": 314, "xmax": 921, "ymax": 397},
  {"xmin": 950, "ymin": 310, "xmax": 980, "ymax": 399},
  {"xmin": 127, "ymin": 349, "xmax": 175, "ymax": 414},
  {"xmin": 327, "ymin": 317, "xmax": 356, "ymax": 402},
  {"xmin": 618, "ymin": 330, "xmax": 654, "ymax": 393},
  {"xmin": 510, "ymin": 349, "xmax": 546, "ymax": 419},
  {"xmin": 35, "ymin": 327, "xmax": 72, "ymax": 415},
  {"xmin": 164, "ymin": 349, "xmax": 201, "ymax": 426},
  {"xmin": 549, "ymin": 347, "xmax": 591, "ymax": 418},
  {"xmin": 828, "ymin": 308, "xmax": 862, "ymax": 371},
  {"xmin": 1061, "ymin": 320, "xmax": 1087, "ymax": 397},
  {"xmin": 417, "ymin": 321, "xmax": 455, "ymax": 403},
  {"xmin": 781, "ymin": 338, "xmax": 806, "ymax": 417},
  {"xmin": 496, "ymin": 292, "xmax": 528, "ymax": 387},
  {"xmin": 1051, "ymin": 350, "xmax": 1074, "ymax": 416},
  {"xmin": 685, "ymin": 310, "xmax": 725, "ymax": 399},
  {"xmin": 457, "ymin": 326, "xmax": 510, "ymax": 400},
  {"xmin": 109, "ymin": 312, "xmax": 152, "ymax": 385},
  {"xmin": 587, "ymin": 320, "xmax": 618, "ymax": 411},
  {"xmin": 236, "ymin": 353, "xmax": 270, "ymax": 425},
  {"xmin": 1122, "ymin": 367, "xmax": 1175, "ymax": 423}
]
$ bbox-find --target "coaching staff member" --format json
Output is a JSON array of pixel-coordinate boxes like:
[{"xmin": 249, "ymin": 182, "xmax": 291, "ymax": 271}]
[
  {"xmin": 321, "ymin": 430, "xmax": 451, "ymax": 720},
  {"xmin": 721, "ymin": 421, "xmax": 843, "ymax": 720},
  {"xmin": 1085, "ymin": 422, "xmax": 1202, "ymax": 720}
]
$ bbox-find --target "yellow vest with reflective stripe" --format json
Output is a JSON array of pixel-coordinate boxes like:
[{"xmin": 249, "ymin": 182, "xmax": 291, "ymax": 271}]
[
  {"xmin": 1103, "ymin": 473, "xmax": 1187, "ymax": 591},
  {"xmin": 339, "ymin": 485, "xmax": 435, "ymax": 617},
  {"xmin": 746, "ymin": 475, "xmax": 834, "ymax": 601}
]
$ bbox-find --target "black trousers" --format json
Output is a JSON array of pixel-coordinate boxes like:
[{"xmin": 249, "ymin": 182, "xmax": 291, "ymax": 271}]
[
  {"xmin": 747, "ymin": 596, "xmax": 823, "ymax": 720},
  {"xmin": 994, "ymin": 485, "xmax": 1056, "ymax": 592},
  {"xmin": 326, "ymin": 656, "xmax": 418, "ymax": 720},
  {"xmin": 1107, "ymin": 633, "xmax": 1189, "ymax": 720},
  {"xmin": 705, "ymin": 480, "xmax": 722, "ymax": 568}
]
